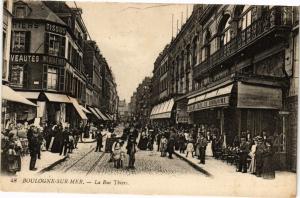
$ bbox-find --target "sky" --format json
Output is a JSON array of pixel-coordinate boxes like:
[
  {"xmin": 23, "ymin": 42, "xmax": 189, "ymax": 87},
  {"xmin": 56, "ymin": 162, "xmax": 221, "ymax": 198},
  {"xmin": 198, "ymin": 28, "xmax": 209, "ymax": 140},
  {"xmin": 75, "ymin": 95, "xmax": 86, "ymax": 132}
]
[{"xmin": 72, "ymin": 2, "xmax": 193, "ymax": 102}]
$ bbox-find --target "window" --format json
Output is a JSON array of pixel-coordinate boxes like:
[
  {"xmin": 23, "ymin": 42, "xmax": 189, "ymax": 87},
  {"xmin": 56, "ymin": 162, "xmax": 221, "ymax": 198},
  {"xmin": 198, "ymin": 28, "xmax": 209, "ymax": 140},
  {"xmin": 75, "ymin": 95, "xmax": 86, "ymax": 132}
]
[
  {"xmin": 15, "ymin": 6, "xmax": 26, "ymax": 18},
  {"xmin": 45, "ymin": 33, "xmax": 65, "ymax": 57},
  {"xmin": 10, "ymin": 65, "xmax": 23, "ymax": 87},
  {"xmin": 12, "ymin": 31, "xmax": 28, "ymax": 52},
  {"xmin": 49, "ymin": 34, "xmax": 60, "ymax": 56},
  {"xmin": 241, "ymin": 6, "xmax": 253, "ymax": 30},
  {"xmin": 47, "ymin": 67, "xmax": 58, "ymax": 90}
]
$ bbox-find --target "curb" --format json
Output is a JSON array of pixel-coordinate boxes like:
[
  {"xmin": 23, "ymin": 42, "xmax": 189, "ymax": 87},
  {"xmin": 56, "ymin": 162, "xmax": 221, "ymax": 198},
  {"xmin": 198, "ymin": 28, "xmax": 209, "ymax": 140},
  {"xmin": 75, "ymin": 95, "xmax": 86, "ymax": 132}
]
[
  {"xmin": 174, "ymin": 152, "xmax": 213, "ymax": 177},
  {"xmin": 38, "ymin": 156, "xmax": 68, "ymax": 174}
]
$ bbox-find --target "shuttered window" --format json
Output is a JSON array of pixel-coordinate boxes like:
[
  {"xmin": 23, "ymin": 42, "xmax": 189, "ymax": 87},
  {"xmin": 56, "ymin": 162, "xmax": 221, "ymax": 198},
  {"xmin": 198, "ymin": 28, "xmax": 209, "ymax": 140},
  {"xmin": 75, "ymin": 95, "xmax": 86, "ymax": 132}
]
[
  {"xmin": 12, "ymin": 31, "xmax": 30, "ymax": 53},
  {"xmin": 59, "ymin": 68, "xmax": 65, "ymax": 91},
  {"xmin": 44, "ymin": 32, "xmax": 66, "ymax": 57}
]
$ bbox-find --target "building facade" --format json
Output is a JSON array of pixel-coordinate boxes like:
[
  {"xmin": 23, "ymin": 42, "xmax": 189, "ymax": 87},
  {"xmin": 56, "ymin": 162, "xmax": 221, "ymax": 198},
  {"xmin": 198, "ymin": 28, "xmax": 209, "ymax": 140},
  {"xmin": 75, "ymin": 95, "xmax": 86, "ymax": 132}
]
[
  {"xmin": 5, "ymin": 1, "xmax": 118, "ymax": 127},
  {"xmin": 118, "ymin": 99, "xmax": 129, "ymax": 122},
  {"xmin": 150, "ymin": 5, "xmax": 299, "ymax": 171}
]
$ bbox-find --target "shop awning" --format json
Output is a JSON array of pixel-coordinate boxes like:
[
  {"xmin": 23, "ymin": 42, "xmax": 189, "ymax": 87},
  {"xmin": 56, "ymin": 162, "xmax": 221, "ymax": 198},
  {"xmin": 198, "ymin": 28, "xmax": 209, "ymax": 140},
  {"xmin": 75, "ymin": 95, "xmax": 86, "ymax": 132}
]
[
  {"xmin": 79, "ymin": 105, "xmax": 91, "ymax": 114},
  {"xmin": 187, "ymin": 82, "xmax": 282, "ymax": 112},
  {"xmin": 88, "ymin": 107, "xmax": 102, "ymax": 120},
  {"xmin": 68, "ymin": 97, "xmax": 88, "ymax": 120},
  {"xmin": 44, "ymin": 92, "xmax": 71, "ymax": 103},
  {"xmin": 150, "ymin": 98, "xmax": 174, "ymax": 119},
  {"xmin": 187, "ymin": 84, "xmax": 233, "ymax": 112},
  {"xmin": 2, "ymin": 85, "xmax": 37, "ymax": 106},
  {"xmin": 16, "ymin": 91, "xmax": 40, "ymax": 99},
  {"xmin": 237, "ymin": 82, "xmax": 282, "ymax": 109},
  {"xmin": 94, "ymin": 108, "xmax": 109, "ymax": 121}
]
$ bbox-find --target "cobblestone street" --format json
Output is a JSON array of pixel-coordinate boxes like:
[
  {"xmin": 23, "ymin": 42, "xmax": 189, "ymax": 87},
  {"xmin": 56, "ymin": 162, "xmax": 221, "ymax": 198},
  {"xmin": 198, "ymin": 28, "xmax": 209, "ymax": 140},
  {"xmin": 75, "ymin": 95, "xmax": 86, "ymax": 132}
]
[{"xmin": 47, "ymin": 142, "xmax": 201, "ymax": 176}]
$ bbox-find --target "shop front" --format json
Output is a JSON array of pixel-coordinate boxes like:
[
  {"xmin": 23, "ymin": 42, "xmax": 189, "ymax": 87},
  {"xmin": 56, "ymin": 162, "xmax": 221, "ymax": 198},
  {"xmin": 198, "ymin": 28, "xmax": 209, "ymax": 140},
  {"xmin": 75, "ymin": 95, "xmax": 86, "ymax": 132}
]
[
  {"xmin": 1, "ymin": 85, "xmax": 37, "ymax": 130},
  {"xmin": 15, "ymin": 91, "xmax": 88, "ymax": 127},
  {"xmin": 150, "ymin": 98, "xmax": 175, "ymax": 127},
  {"xmin": 188, "ymin": 80, "xmax": 288, "ymax": 169}
]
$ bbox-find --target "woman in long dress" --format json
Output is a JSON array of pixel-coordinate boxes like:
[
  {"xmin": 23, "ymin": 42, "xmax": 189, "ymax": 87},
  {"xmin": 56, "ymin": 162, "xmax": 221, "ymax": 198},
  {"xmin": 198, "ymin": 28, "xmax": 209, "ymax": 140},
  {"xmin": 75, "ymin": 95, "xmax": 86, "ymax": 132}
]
[
  {"xmin": 160, "ymin": 136, "xmax": 168, "ymax": 157},
  {"xmin": 262, "ymin": 140, "xmax": 275, "ymax": 179},
  {"xmin": 248, "ymin": 138, "xmax": 258, "ymax": 174}
]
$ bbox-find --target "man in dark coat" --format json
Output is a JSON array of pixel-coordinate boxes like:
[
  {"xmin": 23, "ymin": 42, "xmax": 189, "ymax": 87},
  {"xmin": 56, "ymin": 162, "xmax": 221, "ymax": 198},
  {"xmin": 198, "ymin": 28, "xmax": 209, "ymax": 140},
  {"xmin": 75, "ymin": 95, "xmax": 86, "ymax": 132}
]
[
  {"xmin": 198, "ymin": 133, "xmax": 208, "ymax": 164},
  {"xmin": 60, "ymin": 128, "xmax": 70, "ymax": 156},
  {"xmin": 95, "ymin": 129, "xmax": 103, "ymax": 152},
  {"xmin": 126, "ymin": 125, "xmax": 138, "ymax": 169},
  {"xmin": 167, "ymin": 135, "xmax": 175, "ymax": 159},
  {"xmin": 238, "ymin": 137, "xmax": 250, "ymax": 173},
  {"xmin": 255, "ymin": 137, "xmax": 266, "ymax": 177},
  {"xmin": 28, "ymin": 128, "xmax": 40, "ymax": 171}
]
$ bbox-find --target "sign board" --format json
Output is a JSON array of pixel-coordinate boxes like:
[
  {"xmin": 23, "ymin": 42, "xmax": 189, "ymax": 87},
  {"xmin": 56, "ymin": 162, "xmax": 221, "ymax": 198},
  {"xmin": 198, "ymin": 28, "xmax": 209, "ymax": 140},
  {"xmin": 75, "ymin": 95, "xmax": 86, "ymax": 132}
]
[{"xmin": 10, "ymin": 53, "xmax": 66, "ymax": 66}]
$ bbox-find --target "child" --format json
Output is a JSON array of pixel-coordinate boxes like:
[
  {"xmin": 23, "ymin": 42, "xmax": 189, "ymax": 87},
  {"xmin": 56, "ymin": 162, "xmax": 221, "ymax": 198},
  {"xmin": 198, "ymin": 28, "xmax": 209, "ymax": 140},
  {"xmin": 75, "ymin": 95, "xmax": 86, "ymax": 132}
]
[
  {"xmin": 160, "ymin": 135, "xmax": 168, "ymax": 157},
  {"xmin": 112, "ymin": 139, "xmax": 122, "ymax": 168},
  {"xmin": 186, "ymin": 140, "xmax": 194, "ymax": 158}
]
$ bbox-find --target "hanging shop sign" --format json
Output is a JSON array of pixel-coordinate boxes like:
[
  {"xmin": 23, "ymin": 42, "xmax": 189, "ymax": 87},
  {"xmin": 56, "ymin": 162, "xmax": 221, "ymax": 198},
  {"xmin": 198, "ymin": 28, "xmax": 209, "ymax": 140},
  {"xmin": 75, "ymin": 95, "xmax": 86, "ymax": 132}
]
[{"xmin": 10, "ymin": 53, "xmax": 66, "ymax": 66}]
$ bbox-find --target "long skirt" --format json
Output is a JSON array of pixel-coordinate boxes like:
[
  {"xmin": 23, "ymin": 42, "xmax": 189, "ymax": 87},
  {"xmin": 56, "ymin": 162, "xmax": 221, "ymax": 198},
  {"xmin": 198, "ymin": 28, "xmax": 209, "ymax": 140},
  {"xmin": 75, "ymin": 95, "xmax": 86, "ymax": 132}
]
[
  {"xmin": 248, "ymin": 156, "xmax": 256, "ymax": 173},
  {"xmin": 262, "ymin": 155, "xmax": 275, "ymax": 179}
]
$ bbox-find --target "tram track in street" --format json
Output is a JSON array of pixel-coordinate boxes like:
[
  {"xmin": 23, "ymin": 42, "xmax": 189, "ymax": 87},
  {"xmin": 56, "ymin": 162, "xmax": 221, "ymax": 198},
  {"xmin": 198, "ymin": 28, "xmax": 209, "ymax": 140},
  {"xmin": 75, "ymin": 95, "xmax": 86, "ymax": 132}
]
[
  {"xmin": 86, "ymin": 152, "xmax": 106, "ymax": 175},
  {"xmin": 63, "ymin": 146, "xmax": 96, "ymax": 173}
]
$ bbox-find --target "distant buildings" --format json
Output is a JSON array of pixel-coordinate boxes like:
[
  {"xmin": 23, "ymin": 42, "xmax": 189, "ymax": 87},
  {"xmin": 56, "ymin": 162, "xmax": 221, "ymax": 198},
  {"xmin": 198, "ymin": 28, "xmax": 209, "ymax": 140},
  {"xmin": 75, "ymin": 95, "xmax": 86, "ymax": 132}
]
[
  {"xmin": 118, "ymin": 99, "xmax": 129, "ymax": 122},
  {"xmin": 2, "ymin": 1, "xmax": 118, "ymax": 129},
  {"xmin": 129, "ymin": 77, "xmax": 152, "ymax": 126}
]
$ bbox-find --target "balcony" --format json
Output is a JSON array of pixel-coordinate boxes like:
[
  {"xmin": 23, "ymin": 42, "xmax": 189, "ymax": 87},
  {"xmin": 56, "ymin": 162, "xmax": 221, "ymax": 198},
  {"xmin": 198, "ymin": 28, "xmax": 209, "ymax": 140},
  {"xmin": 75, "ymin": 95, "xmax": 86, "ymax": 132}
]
[{"xmin": 193, "ymin": 10, "xmax": 292, "ymax": 80}]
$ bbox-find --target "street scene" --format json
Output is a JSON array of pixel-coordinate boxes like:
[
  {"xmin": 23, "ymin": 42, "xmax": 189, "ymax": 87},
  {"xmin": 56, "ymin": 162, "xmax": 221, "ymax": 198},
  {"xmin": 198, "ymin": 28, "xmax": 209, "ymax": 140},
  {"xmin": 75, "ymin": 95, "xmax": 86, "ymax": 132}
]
[{"xmin": 1, "ymin": 1, "xmax": 299, "ymax": 197}]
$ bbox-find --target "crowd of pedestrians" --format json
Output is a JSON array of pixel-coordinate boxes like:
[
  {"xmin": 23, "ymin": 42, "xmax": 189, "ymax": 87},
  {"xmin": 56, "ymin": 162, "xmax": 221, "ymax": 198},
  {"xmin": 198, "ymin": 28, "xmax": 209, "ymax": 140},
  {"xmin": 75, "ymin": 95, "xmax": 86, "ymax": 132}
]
[{"xmin": 1, "ymin": 121, "xmax": 116, "ymax": 175}]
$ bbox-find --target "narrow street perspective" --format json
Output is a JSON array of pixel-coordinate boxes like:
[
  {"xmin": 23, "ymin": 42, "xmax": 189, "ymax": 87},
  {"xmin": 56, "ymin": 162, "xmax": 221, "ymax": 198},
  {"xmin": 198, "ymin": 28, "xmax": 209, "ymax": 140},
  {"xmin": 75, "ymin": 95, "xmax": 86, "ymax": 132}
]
[{"xmin": 1, "ymin": 1, "xmax": 298, "ymax": 197}]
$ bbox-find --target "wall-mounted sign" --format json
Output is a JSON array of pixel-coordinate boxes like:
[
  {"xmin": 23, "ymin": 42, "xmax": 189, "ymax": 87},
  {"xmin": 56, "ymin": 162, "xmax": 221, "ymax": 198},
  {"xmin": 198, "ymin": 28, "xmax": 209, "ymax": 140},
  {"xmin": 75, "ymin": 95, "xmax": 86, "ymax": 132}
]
[
  {"xmin": 187, "ymin": 96, "xmax": 230, "ymax": 112},
  {"xmin": 13, "ymin": 21, "xmax": 39, "ymax": 29},
  {"xmin": 10, "ymin": 53, "xmax": 66, "ymax": 66},
  {"xmin": 45, "ymin": 23, "xmax": 66, "ymax": 35}
]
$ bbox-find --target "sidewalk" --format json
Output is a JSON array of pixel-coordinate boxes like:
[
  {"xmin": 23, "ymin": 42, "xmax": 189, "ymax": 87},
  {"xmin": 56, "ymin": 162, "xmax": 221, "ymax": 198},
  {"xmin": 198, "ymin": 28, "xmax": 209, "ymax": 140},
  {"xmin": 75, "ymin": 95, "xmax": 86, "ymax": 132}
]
[
  {"xmin": 16, "ymin": 151, "xmax": 67, "ymax": 176},
  {"xmin": 174, "ymin": 150, "xmax": 296, "ymax": 180}
]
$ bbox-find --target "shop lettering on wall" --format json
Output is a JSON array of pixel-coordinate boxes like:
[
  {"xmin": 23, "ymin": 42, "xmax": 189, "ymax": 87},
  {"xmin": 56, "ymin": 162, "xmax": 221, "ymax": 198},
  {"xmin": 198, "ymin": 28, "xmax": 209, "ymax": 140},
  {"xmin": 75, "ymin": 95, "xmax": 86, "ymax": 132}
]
[
  {"xmin": 10, "ymin": 53, "xmax": 66, "ymax": 66},
  {"xmin": 13, "ymin": 21, "xmax": 39, "ymax": 29},
  {"xmin": 10, "ymin": 54, "xmax": 40, "ymax": 63},
  {"xmin": 45, "ymin": 23, "xmax": 66, "ymax": 35},
  {"xmin": 188, "ymin": 96, "xmax": 230, "ymax": 111}
]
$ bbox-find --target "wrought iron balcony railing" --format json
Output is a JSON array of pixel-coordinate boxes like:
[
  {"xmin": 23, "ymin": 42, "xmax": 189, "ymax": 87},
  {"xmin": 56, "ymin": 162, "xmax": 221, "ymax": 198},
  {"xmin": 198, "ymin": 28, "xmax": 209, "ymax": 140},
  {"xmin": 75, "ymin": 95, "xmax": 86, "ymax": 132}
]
[{"xmin": 193, "ymin": 10, "xmax": 291, "ymax": 79}]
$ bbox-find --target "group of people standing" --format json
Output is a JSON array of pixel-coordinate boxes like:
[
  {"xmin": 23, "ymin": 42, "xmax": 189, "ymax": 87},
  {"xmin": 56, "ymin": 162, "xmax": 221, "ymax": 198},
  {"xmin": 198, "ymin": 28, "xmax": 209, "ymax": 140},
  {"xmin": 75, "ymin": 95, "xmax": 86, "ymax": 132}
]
[{"xmin": 237, "ymin": 133, "xmax": 276, "ymax": 179}]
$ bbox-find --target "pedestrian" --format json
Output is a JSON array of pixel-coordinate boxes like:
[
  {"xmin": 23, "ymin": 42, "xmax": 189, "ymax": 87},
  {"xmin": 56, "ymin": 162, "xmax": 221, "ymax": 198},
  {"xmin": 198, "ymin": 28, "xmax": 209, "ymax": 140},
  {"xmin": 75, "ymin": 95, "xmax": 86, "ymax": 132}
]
[
  {"xmin": 3, "ymin": 133, "xmax": 22, "ymax": 174},
  {"xmin": 186, "ymin": 140, "xmax": 194, "ymax": 158},
  {"xmin": 72, "ymin": 127, "xmax": 80, "ymax": 149},
  {"xmin": 255, "ymin": 136, "xmax": 265, "ymax": 177},
  {"xmin": 198, "ymin": 133, "xmax": 208, "ymax": 164},
  {"xmin": 160, "ymin": 135, "xmax": 168, "ymax": 157},
  {"xmin": 28, "ymin": 128, "xmax": 40, "ymax": 171},
  {"xmin": 112, "ymin": 139, "xmax": 123, "ymax": 168},
  {"xmin": 156, "ymin": 131, "xmax": 162, "ymax": 152},
  {"xmin": 95, "ymin": 129, "xmax": 103, "ymax": 152},
  {"xmin": 167, "ymin": 135, "xmax": 175, "ymax": 159},
  {"xmin": 237, "ymin": 137, "xmax": 250, "ymax": 173},
  {"xmin": 126, "ymin": 125, "xmax": 138, "ymax": 169},
  {"xmin": 178, "ymin": 132, "xmax": 186, "ymax": 153},
  {"xmin": 60, "ymin": 127, "xmax": 70, "ymax": 156},
  {"xmin": 262, "ymin": 138, "xmax": 275, "ymax": 179},
  {"xmin": 248, "ymin": 137, "xmax": 258, "ymax": 174}
]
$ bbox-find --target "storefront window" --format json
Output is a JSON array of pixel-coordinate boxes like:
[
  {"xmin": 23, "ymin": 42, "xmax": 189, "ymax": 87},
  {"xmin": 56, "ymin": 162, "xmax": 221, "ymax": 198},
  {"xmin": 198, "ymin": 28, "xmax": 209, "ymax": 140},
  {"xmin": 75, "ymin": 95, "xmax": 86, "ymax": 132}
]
[
  {"xmin": 47, "ymin": 67, "xmax": 58, "ymax": 90},
  {"xmin": 12, "ymin": 31, "xmax": 26, "ymax": 52}
]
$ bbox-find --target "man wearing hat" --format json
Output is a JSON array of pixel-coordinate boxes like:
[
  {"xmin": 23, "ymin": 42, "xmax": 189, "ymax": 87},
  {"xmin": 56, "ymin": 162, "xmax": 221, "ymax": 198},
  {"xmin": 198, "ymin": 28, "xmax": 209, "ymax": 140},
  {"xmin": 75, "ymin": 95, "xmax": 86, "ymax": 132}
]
[
  {"xmin": 237, "ymin": 137, "xmax": 250, "ymax": 173},
  {"xmin": 28, "ymin": 128, "xmax": 40, "ymax": 171},
  {"xmin": 126, "ymin": 125, "xmax": 138, "ymax": 169}
]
